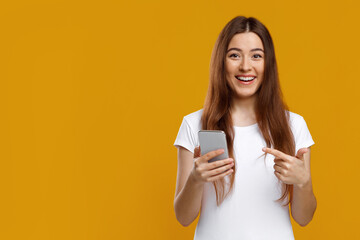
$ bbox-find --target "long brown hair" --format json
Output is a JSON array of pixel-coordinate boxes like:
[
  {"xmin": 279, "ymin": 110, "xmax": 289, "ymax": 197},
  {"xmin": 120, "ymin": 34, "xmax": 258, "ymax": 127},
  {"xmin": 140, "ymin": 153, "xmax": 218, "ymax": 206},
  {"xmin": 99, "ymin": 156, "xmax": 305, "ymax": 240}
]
[{"xmin": 201, "ymin": 16, "xmax": 295, "ymax": 206}]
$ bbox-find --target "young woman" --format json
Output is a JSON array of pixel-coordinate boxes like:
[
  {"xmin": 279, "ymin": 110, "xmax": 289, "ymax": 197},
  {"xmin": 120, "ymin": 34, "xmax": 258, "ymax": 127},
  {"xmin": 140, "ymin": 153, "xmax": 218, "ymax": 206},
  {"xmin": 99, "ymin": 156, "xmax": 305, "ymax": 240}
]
[{"xmin": 173, "ymin": 16, "xmax": 317, "ymax": 240}]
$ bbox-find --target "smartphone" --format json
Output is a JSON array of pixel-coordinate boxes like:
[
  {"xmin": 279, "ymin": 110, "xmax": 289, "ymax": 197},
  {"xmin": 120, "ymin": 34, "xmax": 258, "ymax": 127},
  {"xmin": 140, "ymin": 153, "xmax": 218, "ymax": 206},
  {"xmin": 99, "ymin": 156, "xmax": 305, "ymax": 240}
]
[{"xmin": 198, "ymin": 130, "xmax": 229, "ymax": 163}]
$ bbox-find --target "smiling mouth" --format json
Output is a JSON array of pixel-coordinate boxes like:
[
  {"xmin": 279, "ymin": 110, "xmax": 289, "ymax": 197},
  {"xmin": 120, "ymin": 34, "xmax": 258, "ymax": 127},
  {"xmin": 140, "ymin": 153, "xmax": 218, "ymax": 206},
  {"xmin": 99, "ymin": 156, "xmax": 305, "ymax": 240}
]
[{"xmin": 235, "ymin": 76, "xmax": 256, "ymax": 82}]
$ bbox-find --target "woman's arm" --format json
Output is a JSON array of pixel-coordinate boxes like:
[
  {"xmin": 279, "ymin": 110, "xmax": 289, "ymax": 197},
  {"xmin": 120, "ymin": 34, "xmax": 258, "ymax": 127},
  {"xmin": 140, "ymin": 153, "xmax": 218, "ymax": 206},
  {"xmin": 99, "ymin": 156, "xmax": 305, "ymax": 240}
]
[
  {"xmin": 174, "ymin": 147, "xmax": 204, "ymax": 227},
  {"xmin": 262, "ymin": 146, "xmax": 317, "ymax": 226},
  {"xmin": 174, "ymin": 146, "xmax": 234, "ymax": 226},
  {"xmin": 290, "ymin": 148, "xmax": 317, "ymax": 226}
]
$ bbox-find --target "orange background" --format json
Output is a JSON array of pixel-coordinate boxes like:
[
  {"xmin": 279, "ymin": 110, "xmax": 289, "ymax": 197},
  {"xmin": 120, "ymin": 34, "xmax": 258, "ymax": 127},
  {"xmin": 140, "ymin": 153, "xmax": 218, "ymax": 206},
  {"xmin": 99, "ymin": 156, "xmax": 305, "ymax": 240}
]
[{"xmin": 1, "ymin": 0, "xmax": 359, "ymax": 239}]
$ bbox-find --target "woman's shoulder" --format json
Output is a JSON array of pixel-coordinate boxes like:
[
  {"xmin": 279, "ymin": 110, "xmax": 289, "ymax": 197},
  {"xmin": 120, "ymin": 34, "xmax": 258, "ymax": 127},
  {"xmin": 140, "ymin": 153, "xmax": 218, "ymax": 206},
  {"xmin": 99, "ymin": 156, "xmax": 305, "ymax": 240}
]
[
  {"xmin": 183, "ymin": 108, "xmax": 203, "ymax": 123},
  {"xmin": 286, "ymin": 111, "xmax": 315, "ymax": 151},
  {"xmin": 181, "ymin": 109, "xmax": 307, "ymax": 130},
  {"xmin": 286, "ymin": 110, "xmax": 310, "ymax": 135},
  {"xmin": 288, "ymin": 110, "xmax": 304, "ymax": 120},
  {"xmin": 287, "ymin": 110, "xmax": 306, "ymax": 125},
  {"xmin": 182, "ymin": 108, "xmax": 203, "ymax": 131}
]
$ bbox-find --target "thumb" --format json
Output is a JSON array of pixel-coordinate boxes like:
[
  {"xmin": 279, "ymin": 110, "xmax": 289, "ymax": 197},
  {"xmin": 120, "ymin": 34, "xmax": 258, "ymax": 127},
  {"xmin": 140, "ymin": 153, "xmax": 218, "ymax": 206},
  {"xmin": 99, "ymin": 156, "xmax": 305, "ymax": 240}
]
[
  {"xmin": 194, "ymin": 146, "xmax": 201, "ymax": 158},
  {"xmin": 296, "ymin": 147, "xmax": 308, "ymax": 159}
]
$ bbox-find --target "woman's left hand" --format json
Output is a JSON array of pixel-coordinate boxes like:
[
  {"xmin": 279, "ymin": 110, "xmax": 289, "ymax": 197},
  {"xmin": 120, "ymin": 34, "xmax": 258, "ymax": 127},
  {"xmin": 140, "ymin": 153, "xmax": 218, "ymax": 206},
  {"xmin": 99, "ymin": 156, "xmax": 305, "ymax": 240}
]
[{"xmin": 262, "ymin": 147, "xmax": 310, "ymax": 188}]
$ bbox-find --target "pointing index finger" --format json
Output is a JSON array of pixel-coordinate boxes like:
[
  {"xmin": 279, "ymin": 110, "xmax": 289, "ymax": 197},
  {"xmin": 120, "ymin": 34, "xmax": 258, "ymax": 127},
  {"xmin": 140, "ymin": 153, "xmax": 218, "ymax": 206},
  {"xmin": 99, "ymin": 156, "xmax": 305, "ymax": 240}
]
[{"xmin": 262, "ymin": 147, "xmax": 289, "ymax": 161}]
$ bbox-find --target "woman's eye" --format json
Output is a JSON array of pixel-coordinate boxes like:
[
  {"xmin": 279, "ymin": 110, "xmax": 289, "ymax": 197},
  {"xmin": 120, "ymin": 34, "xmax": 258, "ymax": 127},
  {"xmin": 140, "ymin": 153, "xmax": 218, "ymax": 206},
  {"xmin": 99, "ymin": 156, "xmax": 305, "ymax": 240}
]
[
  {"xmin": 253, "ymin": 54, "xmax": 263, "ymax": 59},
  {"xmin": 229, "ymin": 53, "xmax": 239, "ymax": 58}
]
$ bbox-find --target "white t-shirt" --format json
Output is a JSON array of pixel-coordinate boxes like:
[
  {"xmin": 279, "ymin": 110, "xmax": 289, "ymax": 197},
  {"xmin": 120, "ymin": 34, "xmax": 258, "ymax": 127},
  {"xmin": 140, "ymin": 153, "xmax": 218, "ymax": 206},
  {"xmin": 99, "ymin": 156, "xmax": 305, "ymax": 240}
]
[{"xmin": 173, "ymin": 109, "xmax": 315, "ymax": 240}]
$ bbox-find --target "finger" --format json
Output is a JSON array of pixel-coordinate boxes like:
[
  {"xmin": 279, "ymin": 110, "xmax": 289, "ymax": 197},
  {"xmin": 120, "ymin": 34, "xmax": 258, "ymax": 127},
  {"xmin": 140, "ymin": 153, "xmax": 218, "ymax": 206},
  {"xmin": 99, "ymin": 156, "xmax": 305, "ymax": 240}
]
[
  {"xmin": 274, "ymin": 158, "xmax": 289, "ymax": 167},
  {"xmin": 203, "ymin": 161, "xmax": 234, "ymax": 178},
  {"xmin": 262, "ymin": 147, "xmax": 291, "ymax": 161},
  {"xmin": 203, "ymin": 158, "xmax": 234, "ymax": 171},
  {"xmin": 194, "ymin": 146, "xmax": 201, "ymax": 158},
  {"xmin": 296, "ymin": 147, "xmax": 308, "ymax": 159},
  {"xmin": 273, "ymin": 163, "xmax": 281, "ymax": 172},
  {"xmin": 273, "ymin": 160, "xmax": 287, "ymax": 169},
  {"xmin": 206, "ymin": 168, "xmax": 234, "ymax": 182},
  {"xmin": 273, "ymin": 164, "xmax": 287, "ymax": 175},
  {"xmin": 199, "ymin": 149, "xmax": 225, "ymax": 163},
  {"xmin": 274, "ymin": 171, "xmax": 284, "ymax": 182},
  {"xmin": 274, "ymin": 157, "xmax": 285, "ymax": 163}
]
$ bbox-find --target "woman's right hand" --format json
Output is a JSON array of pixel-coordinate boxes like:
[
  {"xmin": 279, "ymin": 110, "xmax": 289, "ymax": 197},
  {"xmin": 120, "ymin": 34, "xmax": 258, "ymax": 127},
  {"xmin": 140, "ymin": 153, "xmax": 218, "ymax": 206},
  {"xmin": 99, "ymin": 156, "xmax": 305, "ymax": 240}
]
[{"xmin": 190, "ymin": 146, "xmax": 234, "ymax": 184}]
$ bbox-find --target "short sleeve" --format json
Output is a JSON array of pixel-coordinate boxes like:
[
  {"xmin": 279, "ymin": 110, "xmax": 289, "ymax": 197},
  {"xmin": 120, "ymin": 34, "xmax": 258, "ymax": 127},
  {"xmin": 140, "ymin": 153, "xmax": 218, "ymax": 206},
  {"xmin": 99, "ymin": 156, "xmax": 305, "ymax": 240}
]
[
  {"xmin": 173, "ymin": 117, "xmax": 196, "ymax": 154},
  {"xmin": 294, "ymin": 116, "xmax": 315, "ymax": 153}
]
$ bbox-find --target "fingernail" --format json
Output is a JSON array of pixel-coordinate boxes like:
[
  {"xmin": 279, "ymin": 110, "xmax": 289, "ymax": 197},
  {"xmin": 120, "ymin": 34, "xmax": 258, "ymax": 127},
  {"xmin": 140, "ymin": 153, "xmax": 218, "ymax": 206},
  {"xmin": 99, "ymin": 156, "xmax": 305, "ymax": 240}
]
[{"xmin": 262, "ymin": 147, "xmax": 266, "ymax": 151}]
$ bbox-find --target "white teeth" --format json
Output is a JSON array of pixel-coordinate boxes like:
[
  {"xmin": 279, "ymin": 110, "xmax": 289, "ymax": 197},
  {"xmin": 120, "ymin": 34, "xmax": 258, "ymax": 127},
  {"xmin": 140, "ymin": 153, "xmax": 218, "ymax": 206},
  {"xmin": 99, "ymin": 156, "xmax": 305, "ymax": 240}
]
[{"xmin": 235, "ymin": 76, "xmax": 255, "ymax": 81}]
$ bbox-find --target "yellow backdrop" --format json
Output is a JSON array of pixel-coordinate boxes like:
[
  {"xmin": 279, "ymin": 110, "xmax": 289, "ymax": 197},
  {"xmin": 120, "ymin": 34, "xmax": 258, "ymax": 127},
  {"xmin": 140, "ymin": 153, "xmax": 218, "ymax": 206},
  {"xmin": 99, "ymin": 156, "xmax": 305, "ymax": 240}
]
[{"xmin": 1, "ymin": 0, "xmax": 359, "ymax": 239}]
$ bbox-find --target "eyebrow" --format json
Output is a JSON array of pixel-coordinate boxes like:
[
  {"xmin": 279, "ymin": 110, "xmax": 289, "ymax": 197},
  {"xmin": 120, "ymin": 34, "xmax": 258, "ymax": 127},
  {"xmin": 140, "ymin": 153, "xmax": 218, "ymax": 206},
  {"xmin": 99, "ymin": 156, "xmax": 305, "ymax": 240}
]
[{"xmin": 226, "ymin": 47, "xmax": 264, "ymax": 53}]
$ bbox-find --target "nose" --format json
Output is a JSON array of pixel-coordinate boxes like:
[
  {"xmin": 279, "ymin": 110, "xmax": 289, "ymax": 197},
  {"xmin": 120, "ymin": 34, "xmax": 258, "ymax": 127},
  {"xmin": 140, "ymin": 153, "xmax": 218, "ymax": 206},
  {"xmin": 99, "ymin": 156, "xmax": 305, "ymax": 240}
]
[{"xmin": 240, "ymin": 57, "xmax": 251, "ymax": 72}]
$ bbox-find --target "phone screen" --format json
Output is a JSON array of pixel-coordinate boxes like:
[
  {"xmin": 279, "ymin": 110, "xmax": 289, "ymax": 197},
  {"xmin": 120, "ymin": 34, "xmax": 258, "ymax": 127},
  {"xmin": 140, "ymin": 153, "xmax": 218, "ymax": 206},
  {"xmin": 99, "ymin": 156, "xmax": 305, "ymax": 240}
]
[{"xmin": 198, "ymin": 130, "xmax": 229, "ymax": 162}]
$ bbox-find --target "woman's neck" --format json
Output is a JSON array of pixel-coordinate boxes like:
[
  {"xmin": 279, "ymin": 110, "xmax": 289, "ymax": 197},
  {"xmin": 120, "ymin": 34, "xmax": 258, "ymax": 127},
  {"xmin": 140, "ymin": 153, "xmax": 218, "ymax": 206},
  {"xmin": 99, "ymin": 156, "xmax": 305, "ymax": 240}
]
[{"xmin": 230, "ymin": 95, "xmax": 257, "ymax": 127}]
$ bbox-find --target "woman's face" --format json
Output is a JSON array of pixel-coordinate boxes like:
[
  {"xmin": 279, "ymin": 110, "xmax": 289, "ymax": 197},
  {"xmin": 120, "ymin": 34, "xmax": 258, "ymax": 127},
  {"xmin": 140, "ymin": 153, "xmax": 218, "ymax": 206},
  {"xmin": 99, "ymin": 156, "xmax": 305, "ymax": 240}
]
[{"xmin": 225, "ymin": 32, "xmax": 265, "ymax": 99}]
